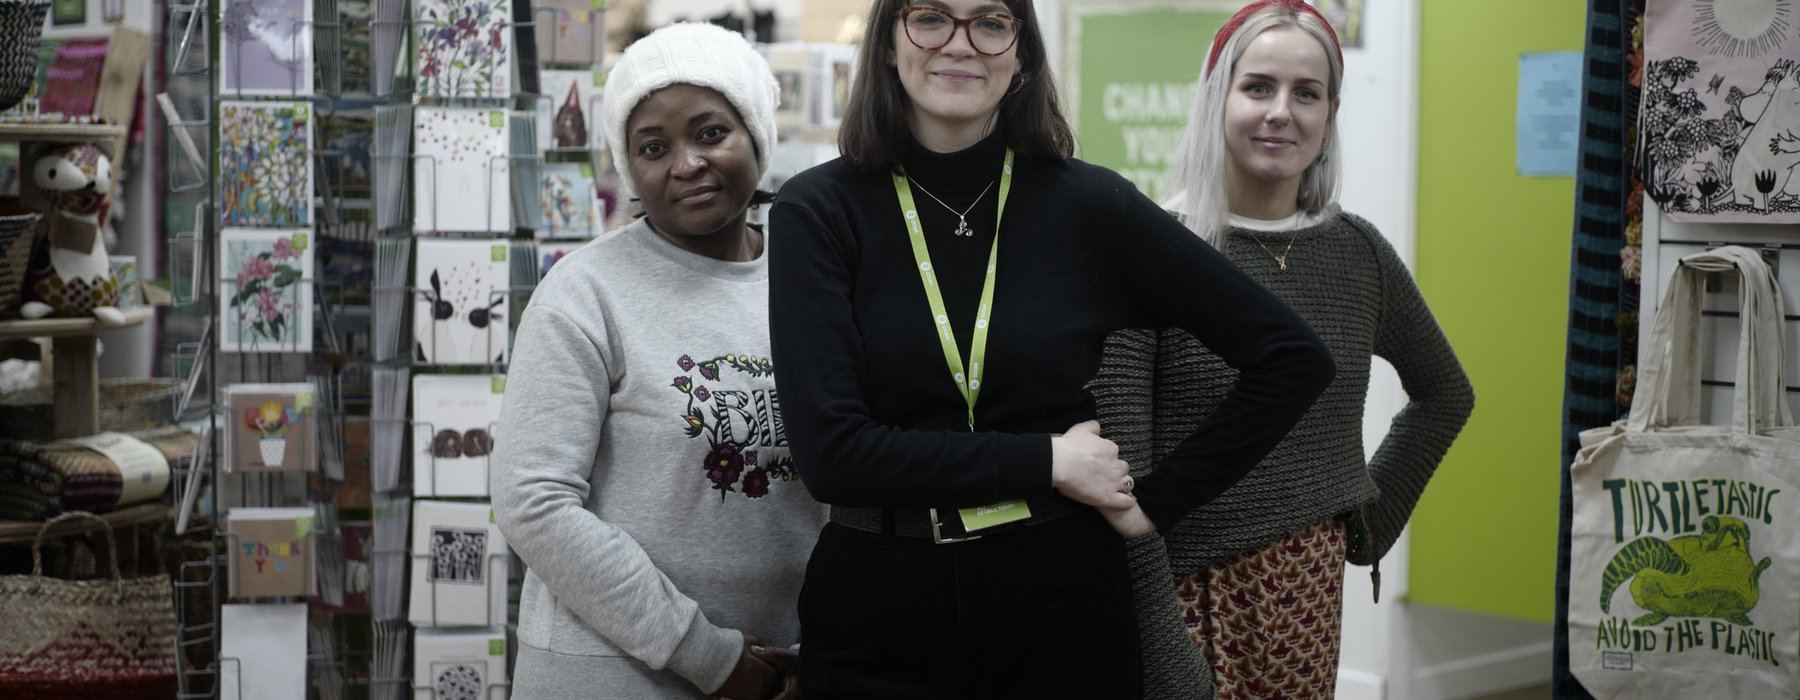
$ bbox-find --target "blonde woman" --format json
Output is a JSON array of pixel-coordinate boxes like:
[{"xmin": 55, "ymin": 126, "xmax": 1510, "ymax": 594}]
[{"xmin": 1094, "ymin": 1, "xmax": 1474, "ymax": 697}]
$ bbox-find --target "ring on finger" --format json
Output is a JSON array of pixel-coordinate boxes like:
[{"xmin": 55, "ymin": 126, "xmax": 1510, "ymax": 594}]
[{"xmin": 1120, "ymin": 475, "xmax": 1135, "ymax": 493}]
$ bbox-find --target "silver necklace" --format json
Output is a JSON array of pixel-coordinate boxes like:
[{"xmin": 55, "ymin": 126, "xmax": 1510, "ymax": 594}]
[{"xmin": 907, "ymin": 177, "xmax": 995, "ymax": 237}]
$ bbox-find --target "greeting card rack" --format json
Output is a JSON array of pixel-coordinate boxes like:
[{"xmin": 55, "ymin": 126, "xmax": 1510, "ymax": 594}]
[{"xmin": 156, "ymin": 2, "xmax": 390, "ymax": 699}]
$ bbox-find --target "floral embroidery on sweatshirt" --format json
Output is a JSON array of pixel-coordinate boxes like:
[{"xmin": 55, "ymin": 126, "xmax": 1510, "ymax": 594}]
[{"xmin": 672, "ymin": 353, "xmax": 796, "ymax": 500}]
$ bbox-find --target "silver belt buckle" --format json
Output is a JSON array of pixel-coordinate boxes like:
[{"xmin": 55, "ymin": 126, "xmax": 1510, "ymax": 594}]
[{"xmin": 928, "ymin": 508, "xmax": 983, "ymax": 544}]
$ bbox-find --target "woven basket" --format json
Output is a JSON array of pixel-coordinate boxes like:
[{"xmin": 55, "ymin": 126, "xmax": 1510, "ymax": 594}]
[
  {"xmin": 0, "ymin": 378, "xmax": 177, "ymax": 441},
  {"xmin": 0, "ymin": 512, "xmax": 179, "ymax": 698},
  {"xmin": 0, "ymin": 212, "xmax": 37, "ymax": 318}
]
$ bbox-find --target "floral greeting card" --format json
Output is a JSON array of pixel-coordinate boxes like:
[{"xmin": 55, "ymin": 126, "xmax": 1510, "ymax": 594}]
[
  {"xmin": 409, "ymin": 500, "xmax": 509, "ymax": 628},
  {"xmin": 537, "ymin": 163, "xmax": 601, "ymax": 239},
  {"xmin": 416, "ymin": 0, "xmax": 513, "ymax": 99},
  {"xmin": 414, "ymin": 107, "xmax": 512, "ymax": 233},
  {"xmin": 414, "ymin": 240, "xmax": 510, "ymax": 364},
  {"xmin": 220, "ymin": 101, "xmax": 314, "ymax": 227},
  {"xmin": 225, "ymin": 383, "xmax": 318, "ymax": 473},
  {"xmin": 220, "ymin": 229, "xmax": 315, "ymax": 353},
  {"xmin": 220, "ymin": 0, "xmax": 314, "ymax": 96},
  {"xmin": 411, "ymin": 374, "xmax": 505, "ymax": 497}
]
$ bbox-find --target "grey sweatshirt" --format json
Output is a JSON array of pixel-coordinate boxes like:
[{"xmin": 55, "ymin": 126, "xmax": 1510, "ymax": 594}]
[{"xmin": 491, "ymin": 219, "xmax": 827, "ymax": 698}]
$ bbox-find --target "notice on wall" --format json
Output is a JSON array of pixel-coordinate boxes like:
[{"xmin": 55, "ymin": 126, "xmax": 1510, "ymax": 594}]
[
  {"xmin": 1516, "ymin": 51, "xmax": 1582, "ymax": 177},
  {"xmin": 1067, "ymin": 3, "xmax": 1237, "ymax": 203}
]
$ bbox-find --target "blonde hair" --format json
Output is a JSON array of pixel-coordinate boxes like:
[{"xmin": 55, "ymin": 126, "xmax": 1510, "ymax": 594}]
[{"xmin": 1167, "ymin": 7, "xmax": 1344, "ymax": 247}]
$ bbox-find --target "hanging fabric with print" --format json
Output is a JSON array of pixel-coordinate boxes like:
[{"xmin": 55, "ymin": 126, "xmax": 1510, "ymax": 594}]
[
  {"xmin": 1567, "ymin": 247, "xmax": 1800, "ymax": 697},
  {"xmin": 1639, "ymin": 0, "xmax": 1800, "ymax": 223}
]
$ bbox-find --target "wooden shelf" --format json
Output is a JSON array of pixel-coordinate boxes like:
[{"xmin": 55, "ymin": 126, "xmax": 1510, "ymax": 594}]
[
  {"xmin": 0, "ymin": 503, "xmax": 169, "ymax": 546},
  {"xmin": 0, "ymin": 306, "xmax": 152, "ymax": 340},
  {"xmin": 0, "ymin": 307, "xmax": 154, "ymax": 438},
  {"xmin": 0, "ymin": 122, "xmax": 127, "ymax": 143}
]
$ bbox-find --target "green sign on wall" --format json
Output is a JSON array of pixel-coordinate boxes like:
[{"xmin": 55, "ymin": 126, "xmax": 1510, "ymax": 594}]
[{"xmin": 1066, "ymin": 3, "xmax": 1234, "ymax": 202}]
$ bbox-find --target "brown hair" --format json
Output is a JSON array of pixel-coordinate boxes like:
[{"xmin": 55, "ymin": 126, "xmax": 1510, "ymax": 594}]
[{"xmin": 838, "ymin": 0, "xmax": 1074, "ymax": 171}]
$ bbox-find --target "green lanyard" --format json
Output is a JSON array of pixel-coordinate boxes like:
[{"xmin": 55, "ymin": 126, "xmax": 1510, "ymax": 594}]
[{"xmin": 891, "ymin": 149, "xmax": 1014, "ymax": 431}]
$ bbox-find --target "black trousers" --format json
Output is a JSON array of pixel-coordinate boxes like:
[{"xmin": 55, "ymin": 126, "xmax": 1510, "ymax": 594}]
[{"xmin": 796, "ymin": 510, "xmax": 1141, "ymax": 700}]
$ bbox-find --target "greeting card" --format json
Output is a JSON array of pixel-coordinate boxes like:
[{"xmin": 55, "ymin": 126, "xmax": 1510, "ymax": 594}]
[
  {"xmin": 536, "ymin": 69, "xmax": 602, "ymax": 151},
  {"xmin": 409, "ymin": 500, "xmax": 509, "ymax": 628},
  {"xmin": 534, "ymin": 241, "xmax": 586, "ymax": 281},
  {"xmin": 411, "ymin": 374, "xmax": 505, "ymax": 497},
  {"xmin": 221, "ymin": 604, "xmax": 308, "ymax": 700},
  {"xmin": 224, "ymin": 383, "xmax": 318, "ymax": 473},
  {"xmin": 416, "ymin": 0, "xmax": 513, "ymax": 99},
  {"xmin": 533, "ymin": 0, "xmax": 605, "ymax": 65},
  {"xmin": 219, "ymin": 101, "xmax": 314, "ymax": 227},
  {"xmin": 414, "ymin": 240, "xmax": 510, "ymax": 364},
  {"xmin": 537, "ymin": 163, "xmax": 601, "ymax": 239},
  {"xmin": 413, "ymin": 628, "xmax": 508, "ymax": 700},
  {"xmin": 220, "ymin": 0, "xmax": 314, "ymax": 96},
  {"xmin": 220, "ymin": 229, "xmax": 315, "ymax": 353},
  {"xmin": 414, "ymin": 107, "xmax": 512, "ymax": 233},
  {"xmin": 323, "ymin": 521, "xmax": 372, "ymax": 614},
  {"xmin": 227, "ymin": 507, "xmax": 318, "ymax": 599}
]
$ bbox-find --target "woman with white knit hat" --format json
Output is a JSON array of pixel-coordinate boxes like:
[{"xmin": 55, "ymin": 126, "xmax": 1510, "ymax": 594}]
[{"xmin": 492, "ymin": 22, "xmax": 818, "ymax": 700}]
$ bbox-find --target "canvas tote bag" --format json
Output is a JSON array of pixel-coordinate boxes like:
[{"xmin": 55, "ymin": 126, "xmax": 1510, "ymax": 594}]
[{"xmin": 1569, "ymin": 246, "xmax": 1800, "ymax": 697}]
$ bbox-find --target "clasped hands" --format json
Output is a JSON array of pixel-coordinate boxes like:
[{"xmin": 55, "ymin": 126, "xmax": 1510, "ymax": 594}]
[
  {"xmin": 713, "ymin": 633, "xmax": 798, "ymax": 700},
  {"xmin": 1052, "ymin": 421, "xmax": 1156, "ymax": 538}
]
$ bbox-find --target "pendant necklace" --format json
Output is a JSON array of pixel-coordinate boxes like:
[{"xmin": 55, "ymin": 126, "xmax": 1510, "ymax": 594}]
[
  {"xmin": 907, "ymin": 177, "xmax": 996, "ymax": 237},
  {"xmin": 1249, "ymin": 232, "xmax": 1297, "ymax": 270}
]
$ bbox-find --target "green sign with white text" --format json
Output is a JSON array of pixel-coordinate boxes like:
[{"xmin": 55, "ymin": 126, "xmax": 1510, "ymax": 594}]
[{"xmin": 1067, "ymin": 4, "xmax": 1233, "ymax": 203}]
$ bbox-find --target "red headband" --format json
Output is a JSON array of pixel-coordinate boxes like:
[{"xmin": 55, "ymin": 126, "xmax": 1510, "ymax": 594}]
[{"xmin": 1204, "ymin": 0, "xmax": 1344, "ymax": 77}]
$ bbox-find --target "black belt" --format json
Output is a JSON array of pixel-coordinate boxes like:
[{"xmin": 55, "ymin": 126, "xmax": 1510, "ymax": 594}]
[{"xmin": 829, "ymin": 493, "xmax": 1081, "ymax": 543}]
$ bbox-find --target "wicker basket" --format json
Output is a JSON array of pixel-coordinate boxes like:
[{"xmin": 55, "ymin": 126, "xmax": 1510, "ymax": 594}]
[{"xmin": 0, "ymin": 378, "xmax": 177, "ymax": 441}]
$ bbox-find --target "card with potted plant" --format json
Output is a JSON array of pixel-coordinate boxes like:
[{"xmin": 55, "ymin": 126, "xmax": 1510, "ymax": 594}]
[{"xmin": 224, "ymin": 383, "xmax": 318, "ymax": 473}]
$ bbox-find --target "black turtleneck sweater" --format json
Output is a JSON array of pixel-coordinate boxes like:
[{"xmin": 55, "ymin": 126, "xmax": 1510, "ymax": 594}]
[{"xmin": 767, "ymin": 129, "xmax": 1335, "ymax": 532}]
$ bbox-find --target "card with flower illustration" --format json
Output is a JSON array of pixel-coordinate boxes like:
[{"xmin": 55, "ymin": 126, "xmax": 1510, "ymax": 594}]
[
  {"xmin": 219, "ymin": 0, "xmax": 314, "ymax": 96},
  {"xmin": 219, "ymin": 101, "xmax": 314, "ymax": 227},
  {"xmin": 535, "ymin": 69, "xmax": 603, "ymax": 152},
  {"xmin": 220, "ymin": 229, "xmax": 315, "ymax": 353},
  {"xmin": 414, "ymin": 107, "xmax": 512, "ymax": 233},
  {"xmin": 413, "ymin": 628, "xmax": 508, "ymax": 700},
  {"xmin": 409, "ymin": 500, "xmax": 509, "ymax": 627},
  {"xmin": 414, "ymin": 240, "xmax": 511, "ymax": 364},
  {"xmin": 225, "ymin": 383, "xmax": 318, "ymax": 473},
  {"xmin": 416, "ymin": 0, "xmax": 513, "ymax": 99},
  {"xmin": 537, "ymin": 163, "xmax": 601, "ymax": 239},
  {"xmin": 411, "ymin": 374, "xmax": 505, "ymax": 497},
  {"xmin": 227, "ymin": 507, "xmax": 318, "ymax": 599},
  {"xmin": 534, "ymin": 241, "xmax": 586, "ymax": 281}
]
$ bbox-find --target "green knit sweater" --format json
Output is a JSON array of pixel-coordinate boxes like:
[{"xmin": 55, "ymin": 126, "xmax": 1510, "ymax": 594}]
[{"xmin": 1093, "ymin": 211, "xmax": 1475, "ymax": 699}]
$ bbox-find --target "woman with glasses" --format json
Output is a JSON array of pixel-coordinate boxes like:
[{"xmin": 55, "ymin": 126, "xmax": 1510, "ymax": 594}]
[
  {"xmin": 1092, "ymin": 2, "xmax": 1473, "ymax": 697},
  {"xmin": 767, "ymin": 0, "xmax": 1336, "ymax": 696}
]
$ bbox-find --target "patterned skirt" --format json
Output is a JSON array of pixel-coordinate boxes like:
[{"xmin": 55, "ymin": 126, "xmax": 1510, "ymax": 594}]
[{"xmin": 1175, "ymin": 519, "xmax": 1347, "ymax": 700}]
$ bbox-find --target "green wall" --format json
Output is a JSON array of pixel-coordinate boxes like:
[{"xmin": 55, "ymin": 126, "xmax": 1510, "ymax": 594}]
[{"xmin": 1408, "ymin": 0, "xmax": 1587, "ymax": 623}]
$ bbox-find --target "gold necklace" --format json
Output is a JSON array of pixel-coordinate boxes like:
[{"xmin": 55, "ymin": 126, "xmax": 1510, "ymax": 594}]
[{"xmin": 1248, "ymin": 231, "xmax": 1297, "ymax": 270}]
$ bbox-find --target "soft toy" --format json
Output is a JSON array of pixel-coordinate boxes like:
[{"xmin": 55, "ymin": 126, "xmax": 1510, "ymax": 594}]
[{"xmin": 21, "ymin": 143, "xmax": 123, "ymax": 325}]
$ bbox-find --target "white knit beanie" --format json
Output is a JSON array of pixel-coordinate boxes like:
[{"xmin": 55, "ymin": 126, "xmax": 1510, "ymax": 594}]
[{"xmin": 603, "ymin": 22, "xmax": 780, "ymax": 199}]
